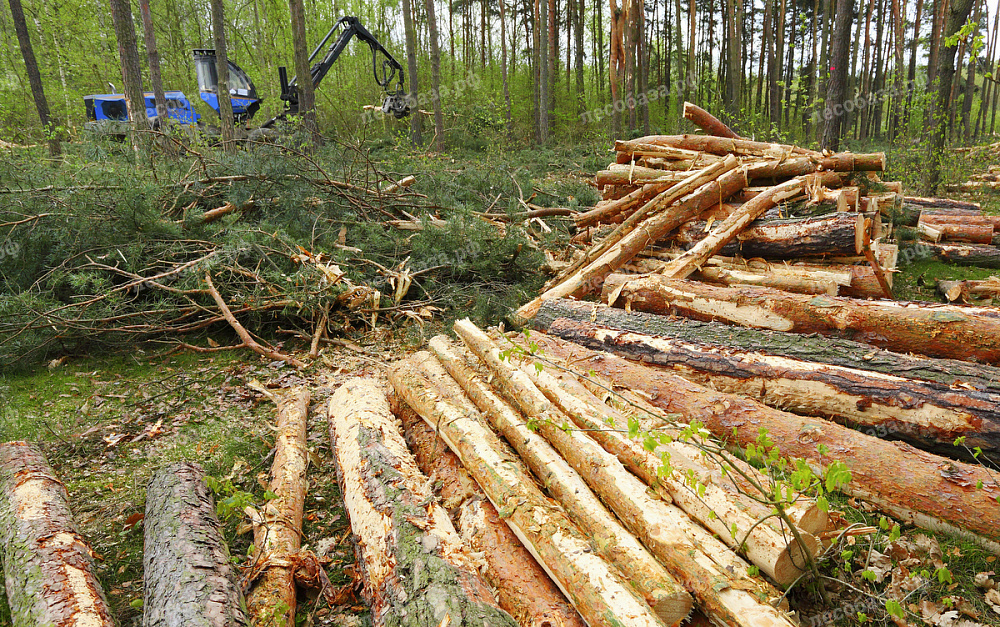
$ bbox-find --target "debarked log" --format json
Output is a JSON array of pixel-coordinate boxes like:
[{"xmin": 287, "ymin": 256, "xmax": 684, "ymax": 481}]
[
  {"xmin": 395, "ymin": 400, "xmax": 587, "ymax": 627},
  {"xmin": 143, "ymin": 462, "xmax": 249, "ymax": 627},
  {"xmin": 329, "ymin": 378, "xmax": 517, "ymax": 627},
  {"xmin": 540, "ymin": 317, "xmax": 1000, "ymax": 459},
  {"xmin": 602, "ymin": 275, "xmax": 1000, "ymax": 364},
  {"xmin": 521, "ymin": 332, "xmax": 1000, "ymax": 552},
  {"xmin": 388, "ymin": 358, "xmax": 678, "ymax": 627},
  {"xmin": 0, "ymin": 442, "xmax": 114, "ymax": 627}
]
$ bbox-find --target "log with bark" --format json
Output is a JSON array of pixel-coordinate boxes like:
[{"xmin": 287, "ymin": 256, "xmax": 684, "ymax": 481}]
[
  {"xmin": 938, "ymin": 277, "xmax": 1000, "ymax": 303},
  {"xmin": 539, "ymin": 316, "xmax": 1000, "ymax": 459},
  {"xmin": 246, "ymin": 387, "xmax": 310, "ymax": 626},
  {"xmin": 416, "ymin": 344, "xmax": 693, "ymax": 624},
  {"xmin": 596, "ymin": 166, "xmax": 689, "ymax": 188},
  {"xmin": 923, "ymin": 242, "xmax": 1000, "ymax": 268},
  {"xmin": 515, "ymin": 332, "xmax": 1000, "ymax": 553},
  {"xmin": 329, "ymin": 378, "xmax": 517, "ymax": 627},
  {"xmin": 671, "ymin": 212, "xmax": 875, "ymax": 259},
  {"xmin": 682, "ymin": 102, "xmax": 742, "ymax": 138},
  {"xmin": 917, "ymin": 215, "xmax": 994, "ymax": 244},
  {"xmin": 449, "ymin": 323, "xmax": 798, "ymax": 626},
  {"xmin": 143, "ymin": 462, "xmax": 249, "ymax": 626},
  {"xmin": 533, "ymin": 299, "xmax": 1000, "ymax": 395},
  {"xmin": 576, "ymin": 180, "xmax": 678, "ymax": 228},
  {"xmin": 655, "ymin": 178, "xmax": 807, "ymax": 280},
  {"xmin": 618, "ymin": 135, "xmax": 822, "ymax": 159},
  {"xmin": 516, "ymin": 158, "xmax": 746, "ymax": 322},
  {"xmin": 395, "ymin": 400, "xmax": 588, "ymax": 627},
  {"xmin": 388, "ymin": 357, "xmax": 681, "ymax": 627},
  {"xmin": 0, "ymin": 442, "xmax": 115, "ymax": 627},
  {"xmin": 602, "ymin": 275, "xmax": 1000, "ymax": 363},
  {"xmin": 919, "ymin": 213, "xmax": 1000, "ymax": 229}
]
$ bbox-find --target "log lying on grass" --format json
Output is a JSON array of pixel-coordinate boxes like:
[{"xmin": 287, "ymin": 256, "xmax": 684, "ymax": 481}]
[
  {"xmin": 451, "ymin": 322, "xmax": 799, "ymax": 627},
  {"xmin": 541, "ymin": 317, "xmax": 1000, "ymax": 458},
  {"xmin": 396, "ymin": 401, "xmax": 587, "ymax": 627},
  {"xmin": 519, "ymin": 332, "xmax": 1000, "ymax": 552},
  {"xmin": 923, "ymin": 242, "xmax": 1000, "ymax": 268},
  {"xmin": 330, "ymin": 379, "xmax": 517, "ymax": 627},
  {"xmin": 415, "ymin": 345, "xmax": 692, "ymax": 625},
  {"xmin": 388, "ymin": 358, "xmax": 679, "ymax": 627},
  {"xmin": 533, "ymin": 299, "xmax": 1000, "ymax": 395},
  {"xmin": 939, "ymin": 277, "xmax": 1000, "ymax": 303},
  {"xmin": 143, "ymin": 462, "xmax": 248, "ymax": 626},
  {"xmin": 246, "ymin": 387, "xmax": 310, "ymax": 627},
  {"xmin": 0, "ymin": 442, "xmax": 114, "ymax": 627},
  {"xmin": 602, "ymin": 274, "xmax": 1000, "ymax": 363}
]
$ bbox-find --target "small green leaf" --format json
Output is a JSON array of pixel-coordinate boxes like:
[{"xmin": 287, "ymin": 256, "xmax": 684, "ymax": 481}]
[{"xmin": 885, "ymin": 599, "xmax": 904, "ymax": 619}]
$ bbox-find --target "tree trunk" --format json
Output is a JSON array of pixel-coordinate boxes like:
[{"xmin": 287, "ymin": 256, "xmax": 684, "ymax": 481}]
[
  {"xmin": 395, "ymin": 401, "xmax": 587, "ymax": 627},
  {"xmin": 925, "ymin": 0, "xmax": 977, "ymax": 193},
  {"xmin": 419, "ymin": 342, "xmax": 693, "ymax": 624},
  {"xmin": 107, "ymin": 0, "xmax": 149, "ymax": 152},
  {"xmin": 541, "ymin": 317, "xmax": 1000, "ymax": 459},
  {"xmin": 683, "ymin": 102, "xmax": 740, "ymax": 138},
  {"xmin": 603, "ymin": 276, "xmax": 1000, "ymax": 363},
  {"xmin": 211, "ymin": 0, "xmax": 235, "ymax": 151},
  {"xmin": 500, "ymin": 0, "xmax": 514, "ymax": 134},
  {"xmin": 8, "ymin": 0, "xmax": 59, "ymax": 156},
  {"xmin": 288, "ymin": 0, "xmax": 316, "ymax": 135},
  {"xmin": 388, "ymin": 356, "xmax": 676, "ymax": 627},
  {"xmin": 524, "ymin": 332, "xmax": 1000, "ymax": 553},
  {"xmin": 137, "ymin": 0, "xmax": 167, "ymax": 125},
  {"xmin": 402, "ymin": 0, "xmax": 422, "ymax": 145},
  {"xmin": 246, "ymin": 388, "xmax": 310, "ymax": 626},
  {"xmin": 821, "ymin": 0, "xmax": 854, "ymax": 149},
  {"xmin": 143, "ymin": 462, "xmax": 248, "ymax": 626},
  {"xmin": 724, "ymin": 0, "xmax": 743, "ymax": 117},
  {"xmin": 0, "ymin": 442, "xmax": 114, "ymax": 626},
  {"xmin": 424, "ymin": 0, "xmax": 445, "ymax": 149},
  {"xmin": 451, "ymin": 323, "xmax": 799, "ymax": 625},
  {"xmin": 329, "ymin": 378, "xmax": 517, "ymax": 627}
]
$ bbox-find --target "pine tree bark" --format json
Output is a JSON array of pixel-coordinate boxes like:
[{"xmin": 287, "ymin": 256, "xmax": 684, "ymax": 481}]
[
  {"xmin": 424, "ymin": 0, "xmax": 445, "ymax": 149},
  {"xmin": 137, "ymin": 0, "xmax": 168, "ymax": 125},
  {"xmin": 288, "ymin": 0, "xmax": 317, "ymax": 137},
  {"xmin": 143, "ymin": 462, "xmax": 248, "ymax": 626},
  {"xmin": 211, "ymin": 0, "xmax": 235, "ymax": 151},
  {"xmin": 9, "ymin": 0, "xmax": 59, "ymax": 156},
  {"xmin": 0, "ymin": 442, "xmax": 114, "ymax": 627},
  {"xmin": 522, "ymin": 332, "xmax": 1000, "ymax": 553},
  {"xmin": 402, "ymin": 0, "xmax": 422, "ymax": 145},
  {"xmin": 821, "ymin": 0, "xmax": 854, "ymax": 149},
  {"xmin": 330, "ymin": 378, "xmax": 517, "ymax": 627},
  {"xmin": 108, "ymin": 0, "xmax": 149, "ymax": 152}
]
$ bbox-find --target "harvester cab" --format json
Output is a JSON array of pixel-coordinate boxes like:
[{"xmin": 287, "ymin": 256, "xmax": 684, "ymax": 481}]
[{"xmin": 191, "ymin": 51, "xmax": 262, "ymax": 124}]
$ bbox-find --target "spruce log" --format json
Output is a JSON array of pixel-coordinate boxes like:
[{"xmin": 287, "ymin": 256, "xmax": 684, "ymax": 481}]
[
  {"xmin": 672, "ymin": 213, "xmax": 872, "ymax": 258},
  {"xmin": 417, "ymin": 343, "xmax": 692, "ymax": 625},
  {"xmin": 519, "ymin": 332, "xmax": 1000, "ymax": 552},
  {"xmin": 329, "ymin": 378, "xmax": 517, "ymax": 627},
  {"xmin": 682, "ymin": 102, "xmax": 742, "ymax": 138},
  {"xmin": 246, "ymin": 387, "xmax": 310, "ymax": 626},
  {"xmin": 602, "ymin": 275, "xmax": 1000, "ymax": 363},
  {"xmin": 395, "ymin": 401, "xmax": 587, "ymax": 627},
  {"xmin": 924, "ymin": 243, "xmax": 1000, "ymax": 268},
  {"xmin": 388, "ymin": 358, "xmax": 677, "ymax": 627},
  {"xmin": 542, "ymin": 317, "xmax": 1000, "ymax": 458},
  {"xmin": 938, "ymin": 278, "xmax": 1000, "ymax": 303},
  {"xmin": 143, "ymin": 462, "xmax": 248, "ymax": 627},
  {"xmin": 532, "ymin": 299, "xmax": 1000, "ymax": 395},
  {"xmin": 511, "ymin": 357, "xmax": 821, "ymax": 586},
  {"xmin": 452, "ymin": 321, "xmax": 797, "ymax": 627},
  {"xmin": 657, "ymin": 178, "xmax": 807, "ymax": 279},
  {"xmin": 516, "ymin": 158, "xmax": 746, "ymax": 322},
  {"xmin": 0, "ymin": 442, "xmax": 114, "ymax": 627}
]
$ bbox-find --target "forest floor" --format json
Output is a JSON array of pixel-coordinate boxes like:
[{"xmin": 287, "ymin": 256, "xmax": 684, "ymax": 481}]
[{"xmin": 2, "ymin": 136, "xmax": 1000, "ymax": 626}]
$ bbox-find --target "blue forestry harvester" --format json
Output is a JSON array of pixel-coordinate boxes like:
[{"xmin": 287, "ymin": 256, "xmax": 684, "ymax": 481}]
[{"xmin": 84, "ymin": 16, "xmax": 409, "ymax": 134}]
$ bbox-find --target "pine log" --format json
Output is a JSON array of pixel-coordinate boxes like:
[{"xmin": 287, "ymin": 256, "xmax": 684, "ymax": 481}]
[
  {"xmin": 0, "ymin": 442, "xmax": 114, "ymax": 627},
  {"xmin": 388, "ymin": 357, "xmax": 678, "ymax": 627},
  {"xmin": 938, "ymin": 278, "xmax": 1000, "ymax": 303},
  {"xmin": 511, "ymin": 357, "xmax": 821, "ymax": 587},
  {"xmin": 576, "ymin": 180, "xmax": 678, "ymax": 228},
  {"xmin": 924, "ymin": 242, "xmax": 1000, "ymax": 268},
  {"xmin": 656, "ymin": 178, "xmax": 807, "ymax": 280},
  {"xmin": 516, "ymin": 159, "xmax": 746, "ymax": 322},
  {"xmin": 395, "ymin": 400, "xmax": 587, "ymax": 627},
  {"xmin": 919, "ymin": 213, "xmax": 1000, "ymax": 229},
  {"xmin": 451, "ymin": 322, "xmax": 797, "ymax": 627},
  {"xmin": 903, "ymin": 196, "xmax": 981, "ymax": 210},
  {"xmin": 596, "ymin": 167, "xmax": 688, "ymax": 187},
  {"xmin": 613, "ymin": 142, "xmax": 724, "ymax": 163},
  {"xmin": 532, "ymin": 299, "xmax": 1000, "ymax": 394},
  {"xmin": 682, "ymin": 102, "xmax": 742, "ymax": 138},
  {"xmin": 620, "ymin": 135, "xmax": 822, "ymax": 158},
  {"xmin": 246, "ymin": 387, "xmax": 310, "ymax": 626},
  {"xmin": 419, "ymin": 342, "xmax": 692, "ymax": 625},
  {"xmin": 917, "ymin": 217, "xmax": 994, "ymax": 244},
  {"xmin": 672, "ymin": 213, "xmax": 872, "ymax": 258},
  {"xmin": 143, "ymin": 462, "xmax": 249, "ymax": 627},
  {"xmin": 542, "ymin": 317, "xmax": 1000, "ymax": 458},
  {"xmin": 603, "ymin": 275, "xmax": 1000, "ymax": 363},
  {"xmin": 517, "ymin": 332, "xmax": 1000, "ymax": 553},
  {"xmin": 329, "ymin": 378, "xmax": 517, "ymax": 627}
]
